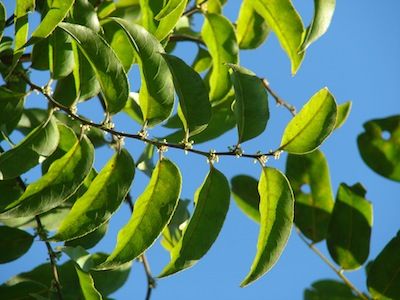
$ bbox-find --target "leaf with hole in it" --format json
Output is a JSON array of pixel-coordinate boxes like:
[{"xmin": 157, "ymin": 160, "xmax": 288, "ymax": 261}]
[
  {"xmin": 304, "ymin": 279, "xmax": 360, "ymax": 300},
  {"xmin": 236, "ymin": 0, "xmax": 269, "ymax": 49},
  {"xmin": 227, "ymin": 63, "xmax": 269, "ymax": 144},
  {"xmin": 357, "ymin": 115, "xmax": 400, "ymax": 182},
  {"xmin": 367, "ymin": 232, "xmax": 400, "ymax": 299},
  {"xmin": 286, "ymin": 150, "xmax": 334, "ymax": 243},
  {"xmin": 241, "ymin": 167, "xmax": 294, "ymax": 287},
  {"xmin": 327, "ymin": 183, "xmax": 372, "ymax": 270},
  {"xmin": 58, "ymin": 22, "xmax": 129, "ymax": 114},
  {"xmin": 280, "ymin": 88, "xmax": 337, "ymax": 154},
  {"xmin": 231, "ymin": 175, "xmax": 260, "ymax": 223},
  {"xmin": 96, "ymin": 159, "xmax": 181, "ymax": 270},
  {"xmin": 52, "ymin": 149, "xmax": 135, "ymax": 242},
  {"xmin": 159, "ymin": 166, "xmax": 230, "ymax": 277},
  {"xmin": 300, "ymin": 0, "xmax": 336, "ymax": 52},
  {"xmin": 202, "ymin": 13, "xmax": 238, "ymax": 103},
  {"xmin": 49, "ymin": 27, "xmax": 74, "ymax": 79},
  {"xmin": 335, "ymin": 101, "xmax": 352, "ymax": 129},
  {"xmin": 0, "ymin": 115, "xmax": 59, "ymax": 180},
  {"xmin": 161, "ymin": 53, "xmax": 211, "ymax": 136},
  {"xmin": 0, "ymin": 226, "xmax": 33, "ymax": 263},
  {"xmin": 154, "ymin": 0, "xmax": 188, "ymax": 41},
  {"xmin": 254, "ymin": 0, "xmax": 304, "ymax": 75},
  {"xmin": 112, "ymin": 18, "xmax": 175, "ymax": 126}
]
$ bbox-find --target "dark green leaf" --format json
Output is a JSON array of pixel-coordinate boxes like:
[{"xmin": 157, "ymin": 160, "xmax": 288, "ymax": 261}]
[
  {"xmin": 159, "ymin": 166, "xmax": 230, "ymax": 277},
  {"xmin": 136, "ymin": 143, "xmax": 156, "ymax": 177},
  {"xmin": 0, "ymin": 2, "xmax": 5, "ymax": 40},
  {"xmin": 280, "ymin": 88, "xmax": 337, "ymax": 154},
  {"xmin": 231, "ymin": 175, "xmax": 260, "ymax": 223},
  {"xmin": 154, "ymin": 0, "xmax": 188, "ymax": 40},
  {"xmin": 0, "ymin": 86, "xmax": 25, "ymax": 134},
  {"xmin": 49, "ymin": 27, "xmax": 74, "ymax": 79},
  {"xmin": 53, "ymin": 71, "xmax": 80, "ymax": 107},
  {"xmin": 96, "ymin": 158, "xmax": 181, "ymax": 270},
  {"xmin": 0, "ymin": 226, "xmax": 33, "ymax": 263},
  {"xmin": 241, "ymin": 167, "xmax": 294, "ymax": 286},
  {"xmin": 357, "ymin": 115, "xmax": 400, "ymax": 181},
  {"xmin": 327, "ymin": 183, "xmax": 372, "ymax": 270},
  {"xmin": 0, "ymin": 280, "xmax": 48, "ymax": 299},
  {"xmin": 123, "ymin": 92, "xmax": 144, "ymax": 125},
  {"xmin": 286, "ymin": 150, "xmax": 334, "ymax": 242},
  {"xmin": 0, "ymin": 178, "xmax": 24, "ymax": 212},
  {"xmin": 31, "ymin": 38, "xmax": 50, "ymax": 70},
  {"xmin": 304, "ymin": 280, "xmax": 359, "ymax": 300},
  {"xmin": 335, "ymin": 101, "xmax": 352, "ymax": 129},
  {"xmin": 71, "ymin": 0, "xmax": 101, "ymax": 32}
]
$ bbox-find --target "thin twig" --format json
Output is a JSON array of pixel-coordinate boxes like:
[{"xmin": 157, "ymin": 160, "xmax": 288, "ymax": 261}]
[
  {"xmin": 261, "ymin": 78, "xmax": 297, "ymax": 116},
  {"xmin": 169, "ymin": 34, "xmax": 205, "ymax": 46},
  {"xmin": 295, "ymin": 228, "xmax": 369, "ymax": 300},
  {"xmin": 183, "ymin": 0, "xmax": 208, "ymax": 17}
]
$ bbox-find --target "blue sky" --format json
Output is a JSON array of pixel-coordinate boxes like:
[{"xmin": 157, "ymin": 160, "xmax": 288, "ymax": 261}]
[{"xmin": 1, "ymin": 1, "xmax": 399, "ymax": 299}]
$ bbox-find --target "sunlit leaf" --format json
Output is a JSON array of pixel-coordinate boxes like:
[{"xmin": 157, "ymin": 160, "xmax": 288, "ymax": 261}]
[
  {"xmin": 0, "ymin": 226, "xmax": 33, "ymax": 263},
  {"xmin": 155, "ymin": 0, "xmax": 188, "ymax": 41},
  {"xmin": 65, "ymin": 222, "xmax": 108, "ymax": 250},
  {"xmin": 335, "ymin": 101, "xmax": 352, "ymax": 129},
  {"xmin": 231, "ymin": 175, "xmax": 260, "ymax": 223},
  {"xmin": 304, "ymin": 279, "xmax": 359, "ymax": 300},
  {"xmin": 192, "ymin": 47, "xmax": 212, "ymax": 73},
  {"xmin": 139, "ymin": 0, "xmax": 163, "ymax": 34}
]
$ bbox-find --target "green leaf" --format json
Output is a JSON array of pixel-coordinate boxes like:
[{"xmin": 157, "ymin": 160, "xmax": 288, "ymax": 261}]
[
  {"xmin": 52, "ymin": 149, "xmax": 135, "ymax": 241},
  {"xmin": 0, "ymin": 178, "xmax": 24, "ymax": 212},
  {"xmin": 202, "ymin": 13, "xmax": 238, "ymax": 103},
  {"xmin": 304, "ymin": 280, "xmax": 359, "ymax": 300},
  {"xmin": 0, "ymin": 280, "xmax": 48, "ymax": 299},
  {"xmin": 227, "ymin": 63, "xmax": 269, "ymax": 144},
  {"xmin": 0, "ymin": 226, "xmax": 33, "ymax": 263},
  {"xmin": 112, "ymin": 18, "xmax": 175, "ymax": 126},
  {"xmin": 26, "ymin": 0, "xmax": 75, "ymax": 46},
  {"xmin": 254, "ymin": 0, "xmax": 305, "ymax": 75},
  {"xmin": 159, "ymin": 166, "xmax": 230, "ymax": 277},
  {"xmin": 0, "ymin": 86, "xmax": 25, "ymax": 134},
  {"xmin": 96, "ymin": 158, "xmax": 182, "ymax": 270},
  {"xmin": 136, "ymin": 143, "xmax": 156, "ymax": 177},
  {"xmin": 241, "ymin": 167, "xmax": 294, "ymax": 286},
  {"xmin": 154, "ymin": 0, "xmax": 188, "ymax": 41},
  {"xmin": 49, "ymin": 27, "xmax": 74, "ymax": 79},
  {"xmin": 0, "ymin": 134, "xmax": 94, "ymax": 218},
  {"xmin": 139, "ymin": 0, "xmax": 163, "ymax": 34},
  {"xmin": 300, "ymin": 0, "xmax": 336, "ymax": 52},
  {"xmin": 192, "ymin": 47, "xmax": 212, "ymax": 73},
  {"xmin": 0, "ymin": 2, "xmax": 6, "ymax": 40},
  {"xmin": 280, "ymin": 88, "xmax": 337, "ymax": 154},
  {"xmin": 367, "ymin": 232, "xmax": 400, "ymax": 299},
  {"xmin": 65, "ymin": 222, "xmax": 108, "ymax": 250},
  {"xmin": 75, "ymin": 267, "xmax": 103, "ymax": 300},
  {"xmin": 357, "ymin": 115, "xmax": 400, "ymax": 181},
  {"xmin": 58, "ymin": 22, "xmax": 129, "ymax": 114},
  {"xmin": 236, "ymin": 0, "xmax": 269, "ymax": 49},
  {"xmin": 335, "ymin": 101, "xmax": 352, "ymax": 129},
  {"xmin": 71, "ymin": 0, "xmax": 101, "ymax": 32},
  {"xmin": 286, "ymin": 150, "xmax": 334, "ymax": 242},
  {"xmin": 123, "ymin": 92, "xmax": 144, "ymax": 125},
  {"xmin": 161, "ymin": 53, "xmax": 211, "ymax": 136},
  {"xmin": 231, "ymin": 175, "xmax": 260, "ymax": 223},
  {"xmin": 31, "ymin": 38, "xmax": 50, "ymax": 70},
  {"xmin": 0, "ymin": 115, "xmax": 59, "ymax": 180},
  {"xmin": 327, "ymin": 183, "xmax": 372, "ymax": 270}
]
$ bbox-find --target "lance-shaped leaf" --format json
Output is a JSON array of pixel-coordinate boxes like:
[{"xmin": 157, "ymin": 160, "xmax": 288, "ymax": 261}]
[
  {"xmin": 49, "ymin": 27, "xmax": 74, "ymax": 79},
  {"xmin": 0, "ymin": 226, "xmax": 33, "ymax": 263},
  {"xmin": 96, "ymin": 159, "xmax": 182, "ymax": 270},
  {"xmin": 367, "ymin": 232, "xmax": 400, "ymax": 299},
  {"xmin": 0, "ymin": 2, "xmax": 5, "ymax": 40},
  {"xmin": 66, "ymin": 222, "xmax": 108, "ymax": 250},
  {"xmin": 231, "ymin": 175, "xmax": 260, "ymax": 223},
  {"xmin": 286, "ymin": 150, "xmax": 334, "ymax": 242},
  {"xmin": 0, "ymin": 135, "xmax": 94, "ymax": 218},
  {"xmin": 154, "ymin": 0, "xmax": 188, "ymax": 41},
  {"xmin": 192, "ymin": 47, "xmax": 212, "ymax": 73},
  {"xmin": 159, "ymin": 166, "xmax": 230, "ymax": 277},
  {"xmin": 136, "ymin": 143, "xmax": 156, "ymax": 177},
  {"xmin": 357, "ymin": 115, "xmax": 400, "ymax": 181},
  {"xmin": 254, "ymin": 0, "xmax": 304, "ymax": 75},
  {"xmin": 202, "ymin": 13, "xmax": 238, "ymax": 103},
  {"xmin": 58, "ymin": 22, "xmax": 129, "ymax": 114},
  {"xmin": 241, "ymin": 167, "xmax": 294, "ymax": 287},
  {"xmin": 112, "ymin": 18, "xmax": 175, "ymax": 126},
  {"xmin": 304, "ymin": 280, "xmax": 360, "ymax": 300},
  {"xmin": 0, "ymin": 115, "xmax": 59, "ymax": 180},
  {"xmin": 335, "ymin": 101, "xmax": 352, "ymax": 129},
  {"xmin": 227, "ymin": 63, "xmax": 269, "ymax": 144},
  {"xmin": 300, "ymin": 0, "xmax": 336, "ymax": 52},
  {"xmin": 236, "ymin": 0, "xmax": 269, "ymax": 49},
  {"xmin": 31, "ymin": 38, "xmax": 50, "ymax": 70},
  {"xmin": 161, "ymin": 53, "xmax": 211, "ymax": 136},
  {"xmin": 26, "ymin": 0, "xmax": 75, "ymax": 46},
  {"xmin": 327, "ymin": 183, "xmax": 372, "ymax": 270},
  {"xmin": 52, "ymin": 149, "xmax": 135, "ymax": 241},
  {"xmin": 0, "ymin": 86, "xmax": 25, "ymax": 134},
  {"xmin": 71, "ymin": 0, "xmax": 101, "ymax": 33},
  {"xmin": 280, "ymin": 88, "xmax": 337, "ymax": 154},
  {"xmin": 139, "ymin": 0, "xmax": 163, "ymax": 34}
]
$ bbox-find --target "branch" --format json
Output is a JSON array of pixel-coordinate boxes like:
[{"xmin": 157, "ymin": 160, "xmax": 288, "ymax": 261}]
[
  {"xmin": 183, "ymin": 0, "xmax": 208, "ymax": 17},
  {"xmin": 295, "ymin": 228, "xmax": 369, "ymax": 300},
  {"xmin": 169, "ymin": 34, "xmax": 205, "ymax": 46},
  {"xmin": 261, "ymin": 78, "xmax": 297, "ymax": 116}
]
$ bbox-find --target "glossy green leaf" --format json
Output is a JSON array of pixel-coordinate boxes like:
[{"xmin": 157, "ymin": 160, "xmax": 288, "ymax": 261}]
[
  {"xmin": 161, "ymin": 53, "xmax": 211, "ymax": 136},
  {"xmin": 139, "ymin": 0, "xmax": 163, "ymax": 34},
  {"xmin": 357, "ymin": 115, "xmax": 400, "ymax": 181},
  {"xmin": 26, "ymin": 0, "xmax": 75, "ymax": 46},
  {"xmin": 286, "ymin": 150, "xmax": 334, "ymax": 242},
  {"xmin": 71, "ymin": 0, "xmax": 101, "ymax": 33},
  {"xmin": 367, "ymin": 231, "xmax": 400, "ymax": 299},
  {"xmin": 53, "ymin": 70, "xmax": 80, "ymax": 107},
  {"xmin": 123, "ymin": 92, "xmax": 144, "ymax": 125},
  {"xmin": 254, "ymin": 0, "xmax": 304, "ymax": 75},
  {"xmin": 231, "ymin": 175, "xmax": 260, "ymax": 223},
  {"xmin": 58, "ymin": 22, "xmax": 129, "ymax": 114},
  {"xmin": 31, "ymin": 38, "xmax": 50, "ymax": 70},
  {"xmin": 280, "ymin": 88, "xmax": 337, "ymax": 154},
  {"xmin": 154, "ymin": 0, "xmax": 188, "ymax": 41},
  {"xmin": 159, "ymin": 166, "xmax": 230, "ymax": 277},
  {"xmin": 241, "ymin": 167, "xmax": 294, "ymax": 286},
  {"xmin": 0, "ymin": 115, "xmax": 59, "ymax": 180},
  {"xmin": 66, "ymin": 222, "xmax": 108, "ymax": 250},
  {"xmin": 0, "ymin": 86, "xmax": 25, "ymax": 134},
  {"xmin": 49, "ymin": 27, "xmax": 74, "ymax": 79},
  {"xmin": 0, "ymin": 135, "xmax": 94, "ymax": 218},
  {"xmin": 228, "ymin": 63, "xmax": 269, "ymax": 144},
  {"xmin": 300, "ymin": 0, "xmax": 336, "ymax": 52},
  {"xmin": 52, "ymin": 149, "xmax": 134, "ymax": 241},
  {"xmin": 202, "ymin": 13, "xmax": 238, "ymax": 103},
  {"xmin": 75, "ymin": 267, "xmax": 103, "ymax": 300},
  {"xmin": 0, "ymin": 2, "xmax": 6, "ymax": 40},
  {"xmin": 327, "ymin": 183, "xmax": 372, "ymax": 270},
  {"xmin": 0, "ymin": 226, "xmax": 33, "ymax": 263},
  {"xmin": 192, "ymin": 47, "xmax": 212, "ymax": 73},
  {"xmin": 96, "ymin": 159, "xmax": 181, "ymax": 270},
  {"xmin": 236, "ymin": 0, "xmax": 269, "ymax": 49},
  {"xmin": 335, "ymin": 101, "xmax": 352, "ymax": 129},
  {"xmin": 304, "ymin": 280, "xmax": 359, "ymax": 300},
  {"xmin": 136, "ymin": 143, "xmax": 155, "ymax": 177}
]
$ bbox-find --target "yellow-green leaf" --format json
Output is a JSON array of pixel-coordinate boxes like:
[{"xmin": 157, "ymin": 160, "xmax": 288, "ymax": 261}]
[
  {"xmin": 154, "ymin": 0, "xmax": 188, "ymax": 41},
  {"xmin": 335, "ymin": 101, "xmax": 352, "ymax": 129}
]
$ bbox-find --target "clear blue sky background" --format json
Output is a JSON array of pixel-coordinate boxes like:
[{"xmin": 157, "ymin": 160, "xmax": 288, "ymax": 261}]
[{"xmin": 1, "ymin": 1, "xmax": 399, "ymax": 299}]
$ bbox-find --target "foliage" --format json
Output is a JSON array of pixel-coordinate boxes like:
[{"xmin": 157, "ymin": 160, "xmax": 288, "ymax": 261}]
[{"xmin": 0, "ymin": 0, "xmax": 398, "ymax": 299}]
